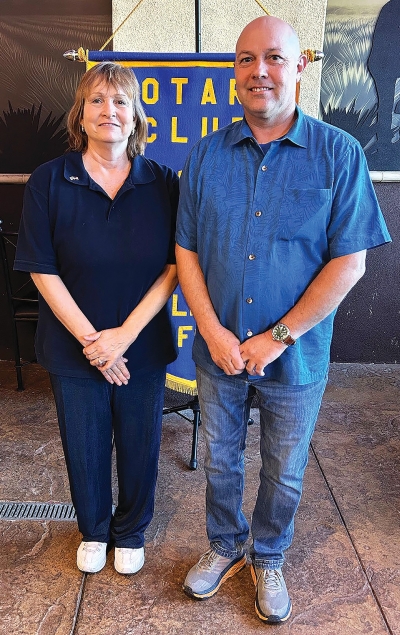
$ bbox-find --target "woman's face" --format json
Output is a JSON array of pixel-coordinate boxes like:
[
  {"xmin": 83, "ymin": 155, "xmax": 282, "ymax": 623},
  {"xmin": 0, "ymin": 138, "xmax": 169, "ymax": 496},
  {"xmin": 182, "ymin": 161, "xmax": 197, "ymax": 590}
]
[{"xmin": 81, "ymin": 80, "xmax": 135, "ymax": 150}]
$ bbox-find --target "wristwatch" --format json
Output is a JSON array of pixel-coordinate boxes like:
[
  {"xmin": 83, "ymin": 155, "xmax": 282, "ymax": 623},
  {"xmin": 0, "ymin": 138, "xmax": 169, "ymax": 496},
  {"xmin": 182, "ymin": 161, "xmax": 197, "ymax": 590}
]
[{"xmin": 271, "ymin": 323, "xmax": 296, "ymax": 346}]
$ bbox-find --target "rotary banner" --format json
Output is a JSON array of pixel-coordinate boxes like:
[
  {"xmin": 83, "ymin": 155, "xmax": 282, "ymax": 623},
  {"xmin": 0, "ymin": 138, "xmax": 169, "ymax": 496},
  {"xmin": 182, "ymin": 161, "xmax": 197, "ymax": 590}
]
[{"xmin": 87, "ymin": 51, "xmax": 244, "ymax": 394}]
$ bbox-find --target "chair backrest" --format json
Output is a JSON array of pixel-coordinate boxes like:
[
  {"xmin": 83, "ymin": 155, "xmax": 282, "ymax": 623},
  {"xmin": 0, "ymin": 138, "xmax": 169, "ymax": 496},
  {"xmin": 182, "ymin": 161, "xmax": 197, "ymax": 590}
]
[{"xmin": 0, "ymin": 224, "xmax": 39, "ymax": 320}]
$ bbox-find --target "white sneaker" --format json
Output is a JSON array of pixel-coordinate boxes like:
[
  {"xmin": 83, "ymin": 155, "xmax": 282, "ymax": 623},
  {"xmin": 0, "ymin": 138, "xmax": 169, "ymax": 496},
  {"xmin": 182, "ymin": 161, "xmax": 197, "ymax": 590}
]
[
  {"xmin": 77, "ymin": 541, "xmax": 107, "ymax": 573},
  {"xmin": 114, "ymin": 547, "xmax": 145, "ymax": 574}
]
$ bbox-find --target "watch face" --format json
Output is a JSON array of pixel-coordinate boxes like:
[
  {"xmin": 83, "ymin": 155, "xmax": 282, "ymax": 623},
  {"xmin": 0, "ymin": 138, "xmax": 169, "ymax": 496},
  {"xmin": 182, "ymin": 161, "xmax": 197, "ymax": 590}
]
[{"xmin": 272, "ymin": 323, "xmax": 290, "ymax": 341}]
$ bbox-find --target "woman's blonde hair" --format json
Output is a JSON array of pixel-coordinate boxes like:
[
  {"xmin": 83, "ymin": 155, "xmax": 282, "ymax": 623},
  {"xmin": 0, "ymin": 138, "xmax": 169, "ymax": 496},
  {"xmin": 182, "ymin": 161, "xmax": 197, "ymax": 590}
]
[{"xmin": 67, "ymin": 62, "xmax": 148, "ymax": 158}]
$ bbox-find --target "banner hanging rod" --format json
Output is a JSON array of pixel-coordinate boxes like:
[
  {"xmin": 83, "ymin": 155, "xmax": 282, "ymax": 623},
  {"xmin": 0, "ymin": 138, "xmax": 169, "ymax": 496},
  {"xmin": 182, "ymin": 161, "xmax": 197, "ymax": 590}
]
[{"xmin": 1, "ymin": 173, "xmax": 399, "ymax": 184}]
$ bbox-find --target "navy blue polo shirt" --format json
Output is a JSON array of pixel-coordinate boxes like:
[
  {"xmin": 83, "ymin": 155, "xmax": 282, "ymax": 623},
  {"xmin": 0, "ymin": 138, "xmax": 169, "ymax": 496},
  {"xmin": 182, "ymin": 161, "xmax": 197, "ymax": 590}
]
[{"xmin": 15, "ymin": 151, "xmax": 178, "ymax": 378}]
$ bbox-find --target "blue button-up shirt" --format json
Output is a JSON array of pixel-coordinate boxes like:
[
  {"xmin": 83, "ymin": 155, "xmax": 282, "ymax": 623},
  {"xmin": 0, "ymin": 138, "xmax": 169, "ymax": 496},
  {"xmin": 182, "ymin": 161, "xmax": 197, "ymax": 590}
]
[{"xmin": 176, "ymin": 108, "xmax": 391, "ymax": 384}]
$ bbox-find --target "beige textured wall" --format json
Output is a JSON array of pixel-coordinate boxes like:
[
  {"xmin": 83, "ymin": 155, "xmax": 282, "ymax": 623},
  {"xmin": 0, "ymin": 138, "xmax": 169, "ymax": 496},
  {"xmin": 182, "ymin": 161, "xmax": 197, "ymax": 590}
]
[{"xmin": 112, "ymin": 0, "xmax": 327, "ymax": 117}]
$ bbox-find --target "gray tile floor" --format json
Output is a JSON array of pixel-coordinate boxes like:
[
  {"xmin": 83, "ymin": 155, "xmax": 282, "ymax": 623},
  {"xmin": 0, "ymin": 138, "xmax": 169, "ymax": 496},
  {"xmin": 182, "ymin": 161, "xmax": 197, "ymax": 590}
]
[{"xmin": 0, "ymin": 361, "xmax": 399, "ymax": 635}]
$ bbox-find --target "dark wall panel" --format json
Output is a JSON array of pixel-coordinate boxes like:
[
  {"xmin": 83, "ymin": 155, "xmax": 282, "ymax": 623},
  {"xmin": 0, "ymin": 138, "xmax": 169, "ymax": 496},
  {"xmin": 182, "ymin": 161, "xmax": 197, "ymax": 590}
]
[
  {"xmin": 331, "ymin": 183, "xmax": 399, "ymax": 363},
  {"xmin": 0, "ymin": 185, "xmax": 31, "ymax": 361}
]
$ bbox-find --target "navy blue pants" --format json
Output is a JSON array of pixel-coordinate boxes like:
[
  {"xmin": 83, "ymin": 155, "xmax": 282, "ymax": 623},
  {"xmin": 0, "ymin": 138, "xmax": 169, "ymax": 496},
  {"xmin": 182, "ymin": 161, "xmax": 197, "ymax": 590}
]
[{"xmin": 50, "ymin": 365, "xmax": 166, "ymax": 548}]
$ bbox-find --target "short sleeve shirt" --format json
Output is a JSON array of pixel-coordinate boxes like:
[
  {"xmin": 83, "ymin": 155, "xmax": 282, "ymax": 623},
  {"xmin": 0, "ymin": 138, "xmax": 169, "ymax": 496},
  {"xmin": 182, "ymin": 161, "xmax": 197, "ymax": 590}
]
[
  {"xmin": 15, "ymin": 151, "xmax": 179, "ymax": 378},
  {"xmin": 176, "ymin": 108, "xmax": 391, "ymax": 384}
]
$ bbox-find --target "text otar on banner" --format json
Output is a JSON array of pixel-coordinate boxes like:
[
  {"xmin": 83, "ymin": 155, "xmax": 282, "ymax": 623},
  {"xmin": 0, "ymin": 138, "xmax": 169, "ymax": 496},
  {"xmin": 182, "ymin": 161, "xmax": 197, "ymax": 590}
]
[{"xmin": 87, "ymin": 51, "xmax": 244, "ymax": 395}]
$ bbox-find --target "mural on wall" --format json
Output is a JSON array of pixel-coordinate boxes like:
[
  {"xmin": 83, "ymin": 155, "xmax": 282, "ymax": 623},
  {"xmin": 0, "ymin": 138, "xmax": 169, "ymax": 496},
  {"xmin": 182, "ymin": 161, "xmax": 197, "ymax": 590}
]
[
  {"xmin": 0, "ymin": 0, "xmax": 111, "ymax": 174},
  {"xmin": 321, "ymin": 0, "xmax": 400, "ymax": 171}
]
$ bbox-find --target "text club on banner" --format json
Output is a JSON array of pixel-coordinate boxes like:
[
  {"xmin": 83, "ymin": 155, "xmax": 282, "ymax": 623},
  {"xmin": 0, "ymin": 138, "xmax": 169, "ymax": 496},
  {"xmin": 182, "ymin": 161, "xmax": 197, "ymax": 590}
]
[{"xmin": 87, "ymin": 51, "xmax": 244, "ymax": 394}]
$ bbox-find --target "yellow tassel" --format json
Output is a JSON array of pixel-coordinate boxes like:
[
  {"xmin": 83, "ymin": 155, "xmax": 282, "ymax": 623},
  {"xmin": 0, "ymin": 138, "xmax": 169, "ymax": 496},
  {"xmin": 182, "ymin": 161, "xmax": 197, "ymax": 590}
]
[
  {"xmin": 303, "ymin": 49, "xmax": 324, "ymax": 63},
  {"xmin": 77, "ymin": 47, "xmax": 88, "ymax": 63}
]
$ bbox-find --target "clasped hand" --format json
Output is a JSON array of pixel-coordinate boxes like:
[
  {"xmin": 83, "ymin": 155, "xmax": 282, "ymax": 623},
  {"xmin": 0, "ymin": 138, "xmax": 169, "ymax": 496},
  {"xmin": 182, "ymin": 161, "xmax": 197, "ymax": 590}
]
[
  {"xmin": 82, "ymin": 327, "xmax": 131, "ymax": 386},
  {"xmin": 207, "ymin": 326, "xmax": 285, "ymax": 376},
  {"xmin": 239, "ymin": 331, "xmax": 286, "ymax": 376}
]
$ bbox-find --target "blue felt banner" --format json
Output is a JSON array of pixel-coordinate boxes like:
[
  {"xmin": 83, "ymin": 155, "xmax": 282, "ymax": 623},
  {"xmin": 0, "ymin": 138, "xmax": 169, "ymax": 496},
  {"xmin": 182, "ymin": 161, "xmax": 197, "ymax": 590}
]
[{"xmin": 87, "ymin": 52, "xmax": 244, "ymax": 393}]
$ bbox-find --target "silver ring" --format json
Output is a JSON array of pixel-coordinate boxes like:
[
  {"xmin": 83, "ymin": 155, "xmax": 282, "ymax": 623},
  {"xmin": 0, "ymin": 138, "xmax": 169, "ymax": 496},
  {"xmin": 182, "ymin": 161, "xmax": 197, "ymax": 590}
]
[{"xmin": 98, "ymin": 358, "xmax": 105, "ymax": 366}]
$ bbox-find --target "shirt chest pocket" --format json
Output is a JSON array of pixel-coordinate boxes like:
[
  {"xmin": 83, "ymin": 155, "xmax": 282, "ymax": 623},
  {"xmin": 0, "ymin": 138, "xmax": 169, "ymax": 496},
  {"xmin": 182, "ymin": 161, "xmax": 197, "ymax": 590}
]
[{"xmin": 277, "ymin": 188, "xmax": 331, "ymax": 241}]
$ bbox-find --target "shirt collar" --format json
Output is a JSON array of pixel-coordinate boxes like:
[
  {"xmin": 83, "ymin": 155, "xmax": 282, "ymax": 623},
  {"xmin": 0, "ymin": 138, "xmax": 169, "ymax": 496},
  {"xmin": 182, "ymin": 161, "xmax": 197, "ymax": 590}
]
[
  {"xmin": 129, "ymin": 154, "xmax": 156, "ymax": 185},
  {"xmin": 230, "ymin": 106, "xmax": 307, "ymax": 149},
  {"xmin": 284, "ymin": 107, "xmax": 307, "ymax": 148},
  {"xmin": 63, "ymin": 151, "xmax": 89, "ymax": 185},
  {"xmin": 63, "ymin": 151, "xmax": 156, "ymax": 187}
]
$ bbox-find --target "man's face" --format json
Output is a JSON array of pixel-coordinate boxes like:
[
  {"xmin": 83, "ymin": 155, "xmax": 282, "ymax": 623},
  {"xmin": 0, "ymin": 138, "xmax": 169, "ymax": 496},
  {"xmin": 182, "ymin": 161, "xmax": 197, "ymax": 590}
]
[{"xmin": 234, "ymin": 19, "xmax": 306, "ymax": 127}]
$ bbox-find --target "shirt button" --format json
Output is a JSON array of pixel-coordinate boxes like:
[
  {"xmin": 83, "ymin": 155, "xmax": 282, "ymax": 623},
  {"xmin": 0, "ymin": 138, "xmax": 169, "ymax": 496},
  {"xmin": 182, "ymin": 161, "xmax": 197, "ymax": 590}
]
[
  {"xmin": 246, "ymin": 297, "xmax": 253, "ymax": 304},
  {"xmin": 246, "ymin": 330, "xmax": 253, "ymax": 337},
  {"xmin": 248, "ymin": 254, "xmax": 256, "ymax": 260},
  {"xmin": 255, "ymin": 211, "xmax": 262, "ymax": 217},
  {"xmin": 261, "ymin": 165, "xmax": 268, "ymax": 171}
]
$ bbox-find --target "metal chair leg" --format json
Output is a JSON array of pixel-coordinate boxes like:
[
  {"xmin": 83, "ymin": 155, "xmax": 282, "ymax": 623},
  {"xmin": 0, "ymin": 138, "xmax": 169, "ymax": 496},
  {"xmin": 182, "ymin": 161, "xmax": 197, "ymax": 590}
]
[
  {"xmin": 189, "ymin": 397, "xmax": 201, "ymax": 470},
  {"xmin": 11, "ymin": 320, "xmax": 24, "ymax": 391},
  {"xmin": 163, "ymin": 394, "xmax": 201, "ymax": 469}
]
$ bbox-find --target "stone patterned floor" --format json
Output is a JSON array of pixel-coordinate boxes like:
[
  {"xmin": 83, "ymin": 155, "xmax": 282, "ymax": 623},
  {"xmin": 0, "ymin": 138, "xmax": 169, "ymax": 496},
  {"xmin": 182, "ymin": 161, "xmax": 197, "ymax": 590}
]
[{"xmin": 0, "ymin": 361, "xmax": 399, "ymax": 635}]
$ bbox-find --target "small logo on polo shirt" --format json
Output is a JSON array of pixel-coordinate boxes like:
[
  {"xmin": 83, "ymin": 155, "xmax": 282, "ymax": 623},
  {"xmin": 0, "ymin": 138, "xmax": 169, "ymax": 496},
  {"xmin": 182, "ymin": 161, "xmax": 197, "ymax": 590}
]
[{"xmin": 69, "ymin": 176, "xmax": 79, "ymax": 180}]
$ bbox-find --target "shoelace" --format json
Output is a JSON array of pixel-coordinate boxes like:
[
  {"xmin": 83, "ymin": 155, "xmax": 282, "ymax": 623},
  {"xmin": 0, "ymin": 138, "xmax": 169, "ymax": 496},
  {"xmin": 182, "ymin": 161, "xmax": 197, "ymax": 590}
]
[
  {"xmin": 259, "ymin": 569, "xmax": 283, "ymax": 592},
  {"xmin": 82, "ymin": 542, "xmax": 101, "ymax": 553},
  {"xmin": 118, "ymin": 549, "xmax": 137, "ymax": 562},
  {"xmin": 197, "ymin": 550, "xmax": 220, "ymax": 571}
]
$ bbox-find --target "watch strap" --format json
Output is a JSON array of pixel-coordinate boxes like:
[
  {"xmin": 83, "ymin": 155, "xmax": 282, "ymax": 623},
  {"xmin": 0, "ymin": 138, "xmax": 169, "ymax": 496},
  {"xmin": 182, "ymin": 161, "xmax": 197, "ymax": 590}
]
[{"xmin": 282, "ymin": 333, "xmax": 296, "ymax": 346}]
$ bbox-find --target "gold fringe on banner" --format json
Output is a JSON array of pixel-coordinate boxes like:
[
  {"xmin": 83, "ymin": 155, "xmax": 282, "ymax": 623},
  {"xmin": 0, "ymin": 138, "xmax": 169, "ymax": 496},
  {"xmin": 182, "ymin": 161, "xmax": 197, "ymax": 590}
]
[{"xmin": 165, "ymin": 374, "xmax": 198, "ymax": 396}]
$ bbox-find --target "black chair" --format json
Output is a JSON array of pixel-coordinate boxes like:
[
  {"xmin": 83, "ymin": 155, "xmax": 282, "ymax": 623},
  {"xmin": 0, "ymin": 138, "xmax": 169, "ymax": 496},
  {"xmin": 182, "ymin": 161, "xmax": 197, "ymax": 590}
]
[
  {"xmin": 163, "ymin": 389, "xmax": 201, "ymax": 470},
  {"xmin": 0, "ymin": 223, "xmax": 39, "ymax": 390}
]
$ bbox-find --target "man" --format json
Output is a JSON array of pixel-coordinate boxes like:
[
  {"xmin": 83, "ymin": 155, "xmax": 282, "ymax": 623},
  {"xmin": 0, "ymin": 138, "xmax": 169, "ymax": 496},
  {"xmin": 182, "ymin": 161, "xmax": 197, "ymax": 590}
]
[{"xmin": 176, "ymin": 16, "xmax": 391, "ymax": 624}]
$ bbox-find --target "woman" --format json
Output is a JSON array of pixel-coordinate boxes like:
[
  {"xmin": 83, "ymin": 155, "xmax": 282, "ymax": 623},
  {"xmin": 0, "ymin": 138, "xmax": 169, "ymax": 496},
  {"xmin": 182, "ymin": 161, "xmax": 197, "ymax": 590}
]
[{"xmin": 15, "ymin": 62, "xmax": 178, "ymax": 575}]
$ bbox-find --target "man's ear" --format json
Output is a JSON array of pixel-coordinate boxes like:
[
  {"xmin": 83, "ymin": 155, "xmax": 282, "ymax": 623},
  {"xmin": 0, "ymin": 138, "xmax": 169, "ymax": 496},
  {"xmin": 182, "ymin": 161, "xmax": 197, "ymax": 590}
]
[{"xmin": 296, "ymin": 54, "xmax": 308, "ymax": 81}]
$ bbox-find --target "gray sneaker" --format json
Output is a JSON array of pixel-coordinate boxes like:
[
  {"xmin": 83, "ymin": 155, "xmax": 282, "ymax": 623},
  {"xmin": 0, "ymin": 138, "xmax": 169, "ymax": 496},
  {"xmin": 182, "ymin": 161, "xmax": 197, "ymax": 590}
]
[
  {"xmin": 183, "ymin": 549, "xmax": 247, "ymax": 599},
  {"xmin": 251, "ymin": 565, "xmax": 292, "ymax": 623}
]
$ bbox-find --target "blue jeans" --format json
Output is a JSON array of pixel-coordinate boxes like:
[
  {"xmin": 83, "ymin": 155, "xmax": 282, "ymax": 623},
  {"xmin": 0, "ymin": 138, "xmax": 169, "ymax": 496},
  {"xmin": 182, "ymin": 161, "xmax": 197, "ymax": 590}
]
[
  {"xmin": 196, "ymin": 366, "xmax": 328, "ymax": 569},
  {"xmin": 50, "ymin": 365, "xmax": 166, "ymax": 548}
]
